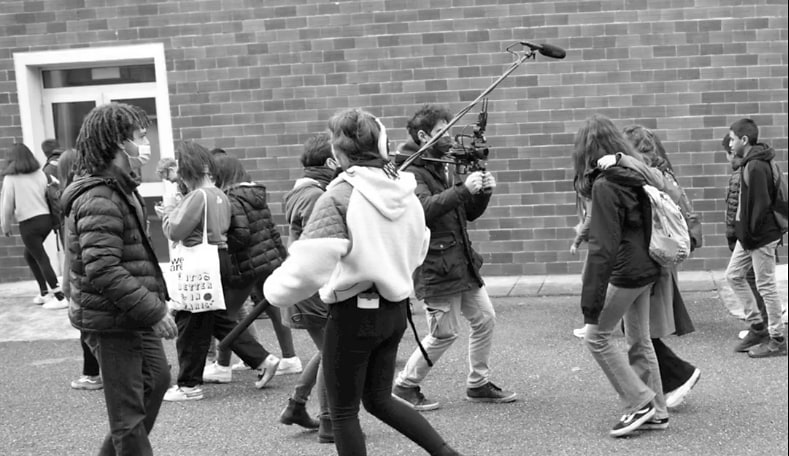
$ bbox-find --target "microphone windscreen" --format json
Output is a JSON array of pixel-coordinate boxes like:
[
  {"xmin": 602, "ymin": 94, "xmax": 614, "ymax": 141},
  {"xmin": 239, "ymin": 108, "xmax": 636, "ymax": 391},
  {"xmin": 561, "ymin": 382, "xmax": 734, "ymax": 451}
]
[{"xmin": 538, "ymin": 43, "xmax": 566, "ymax": 59}]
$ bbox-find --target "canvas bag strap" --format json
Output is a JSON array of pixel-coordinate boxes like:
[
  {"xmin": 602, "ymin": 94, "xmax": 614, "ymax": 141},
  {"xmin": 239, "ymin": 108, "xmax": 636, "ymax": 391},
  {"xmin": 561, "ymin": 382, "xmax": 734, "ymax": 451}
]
[{"xmin": 198, "ymin": 188, "xmax": 209, "ymax": 245}]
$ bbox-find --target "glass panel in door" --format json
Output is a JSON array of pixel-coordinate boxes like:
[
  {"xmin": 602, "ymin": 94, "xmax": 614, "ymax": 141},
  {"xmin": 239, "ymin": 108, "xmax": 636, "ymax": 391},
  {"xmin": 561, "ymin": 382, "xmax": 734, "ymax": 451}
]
[{"xmin": 51, "ymin": 101, "xmax": 96, "ymax": 151}]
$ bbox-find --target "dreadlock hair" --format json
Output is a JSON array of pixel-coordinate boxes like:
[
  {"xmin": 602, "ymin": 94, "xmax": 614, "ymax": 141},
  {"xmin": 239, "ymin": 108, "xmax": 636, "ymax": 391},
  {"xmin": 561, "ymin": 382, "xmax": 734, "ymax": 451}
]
[
  {"xmin": 2, "ymin": 143, "xmax": 41, "ymax": 176},
  {"xmin": 623, "ymin": 125, "xmax": 674, "ymax": 171},
  {"xmin": 213, "ymin": 153, "xmax": 251, "ymax": 191},
  {"xmin": 175, "ymin": 141, "xmax": 216, "ymax": 191},
  {"xmin": 572, "ymin": 114, "xmax": 642, "ymax": 199},
  {"xmin": 406, "ymin": 104, "xmax": 452, "ymax": 144},
  {"xmin": 75, "ymin": 103, "xmax": 149, "ymax": 175}
]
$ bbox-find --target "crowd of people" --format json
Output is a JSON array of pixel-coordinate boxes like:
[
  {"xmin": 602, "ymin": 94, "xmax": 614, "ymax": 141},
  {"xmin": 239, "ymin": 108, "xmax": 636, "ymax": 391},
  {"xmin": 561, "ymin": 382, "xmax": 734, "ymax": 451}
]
[{"xmin": 1, "ymin": 98, "xmax": 786, "ymax": 455}]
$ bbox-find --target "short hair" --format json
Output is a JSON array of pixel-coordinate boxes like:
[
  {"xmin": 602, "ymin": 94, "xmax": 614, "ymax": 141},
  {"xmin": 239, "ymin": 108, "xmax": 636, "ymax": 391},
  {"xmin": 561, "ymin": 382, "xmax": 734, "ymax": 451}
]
[
  {"xmin": 327, "ymin": 108, "xmax": 383, "ymax": 163},
  {"xmin": 210, "ymin": 148, "xmax": 227, "ymax": 156},
  {"xmin": 301, "ymin": 132, "xmax": 333, "ymax": 167},
  {"xmin": 176, "ymin": 141, "xmax": 216, "ymax": 188},
  {"xmin": 41, "ymin": 139, "xmax": 60, "ymax": 158},
  {"xmin": 622, "ymin": 125, "xmax": 674, "ymax": 171},
  {"xmin": 214, "ymin": 154, "xmax": 250, "ymax": 190},
  {"xmin": 406, "ymin": 104, "xmax": 453, "ymax": 144},
  {"xmin": 75, "ymin": 103, "xmax": 149, "ymax": 175},
  {"xmin": 2, "ymin": 143, "xmax": 41, "ymax": 176},
  {"xmin": 729, "ymin": 118, "xmax": 759, "ymax": 145},
  {"xmin": 57, "ymin": 148, "xmax": 78, "ymax": 188},
  {"xmin": 721, "ymin": 133, "xmax": 733, "ymax": 154}
]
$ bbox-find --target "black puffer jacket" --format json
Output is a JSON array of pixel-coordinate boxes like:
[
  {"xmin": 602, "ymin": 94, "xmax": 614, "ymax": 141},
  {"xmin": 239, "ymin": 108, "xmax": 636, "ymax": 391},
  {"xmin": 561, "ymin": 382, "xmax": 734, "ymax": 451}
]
[
  {"xmin": 62, "ymin": 166, "xmax": 168, "ymax": 332},
  {"xmin": 395, "ymin": 141, "xmax": 490, "ymax": 300},
  {"xmin": 581, "ymin": 167, "xmax": 660, "ymax": 325},
  {"xmin": 724, "ymin": 156, "xmax": 744, "ymax": 249},
  {"xmin": 226, "ymin": 183, "xmax": 288, "ymax": 288}
]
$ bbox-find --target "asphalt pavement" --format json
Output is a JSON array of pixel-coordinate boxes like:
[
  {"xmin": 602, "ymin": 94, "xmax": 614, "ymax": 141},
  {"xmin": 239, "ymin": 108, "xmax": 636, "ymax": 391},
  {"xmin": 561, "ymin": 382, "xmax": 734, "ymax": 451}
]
[{"xmin": 0, "ymin": 267, "xmax": 787, "ymax": 456}]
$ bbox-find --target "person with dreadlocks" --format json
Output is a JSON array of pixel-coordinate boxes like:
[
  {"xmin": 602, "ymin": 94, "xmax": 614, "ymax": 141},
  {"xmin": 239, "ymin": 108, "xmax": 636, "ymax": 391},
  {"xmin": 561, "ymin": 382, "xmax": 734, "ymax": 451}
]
[
  {"xmin": 264, "ymin": 108, "xmax": 464, "ymax": 456},
  {"xmin": 61, "ymin": 102, "xmax": 177, "ymax": 456}
]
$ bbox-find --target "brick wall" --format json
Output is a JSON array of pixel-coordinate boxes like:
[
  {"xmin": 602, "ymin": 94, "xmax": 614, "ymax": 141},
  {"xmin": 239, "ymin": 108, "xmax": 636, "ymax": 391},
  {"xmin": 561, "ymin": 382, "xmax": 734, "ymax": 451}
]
[{"xmin": 0, "ymin": 0, "xmax": 787, "ymax": 282}]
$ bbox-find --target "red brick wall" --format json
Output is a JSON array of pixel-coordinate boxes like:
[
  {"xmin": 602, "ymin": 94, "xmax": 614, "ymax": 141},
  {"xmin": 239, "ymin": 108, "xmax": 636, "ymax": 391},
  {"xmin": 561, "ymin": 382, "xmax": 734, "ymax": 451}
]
[{"xmin": 1, "ymin": 0, "xmax": 787, "ymax": 282}]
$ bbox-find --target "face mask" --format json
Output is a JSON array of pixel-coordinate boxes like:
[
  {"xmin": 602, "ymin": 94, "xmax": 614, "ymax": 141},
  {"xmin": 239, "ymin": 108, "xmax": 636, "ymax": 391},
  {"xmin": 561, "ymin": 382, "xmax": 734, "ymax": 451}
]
[{"xmin": 136, "ymin": 144, "xmax": 151, "ymax": 164}]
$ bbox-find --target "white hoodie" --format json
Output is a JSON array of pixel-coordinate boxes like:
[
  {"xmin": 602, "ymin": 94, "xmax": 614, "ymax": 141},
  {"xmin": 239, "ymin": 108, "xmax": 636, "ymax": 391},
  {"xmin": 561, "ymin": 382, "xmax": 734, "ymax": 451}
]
[{"xmin": 264, "ymin": 166, "xmax": 430, "ymax": 306}]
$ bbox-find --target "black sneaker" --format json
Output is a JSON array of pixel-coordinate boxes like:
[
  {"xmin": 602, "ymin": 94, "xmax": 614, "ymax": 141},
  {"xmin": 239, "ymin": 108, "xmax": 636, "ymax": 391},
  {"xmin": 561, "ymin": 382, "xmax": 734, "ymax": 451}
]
[
  {"xmin": 610, "ymin": 403, "xmax": 656, "ymax": 437},
  {"xmin": 392, "ymin": 385, "xmax": 439, "ymax": 411},
  {"xmin": 748, "ymin": 337, "xmax": 788, "ymax": 358},
  {"xmin": 465, "ymin": 382, "xmax": 517, "ymax": 403},
  {"xmin": 734, "ymin": 327, "xmax": 769, "ymax": 352},
  {"xmin": 640, "ymin": 417, "xmax": 669, "ymax": 430}
]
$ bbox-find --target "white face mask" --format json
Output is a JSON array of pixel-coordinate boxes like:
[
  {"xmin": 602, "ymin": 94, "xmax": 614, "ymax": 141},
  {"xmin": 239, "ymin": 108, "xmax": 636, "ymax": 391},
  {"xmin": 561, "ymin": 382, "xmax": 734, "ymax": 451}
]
[{"xmin": 136, "ymin": 143, "xmax": 151, "ymax": 164}]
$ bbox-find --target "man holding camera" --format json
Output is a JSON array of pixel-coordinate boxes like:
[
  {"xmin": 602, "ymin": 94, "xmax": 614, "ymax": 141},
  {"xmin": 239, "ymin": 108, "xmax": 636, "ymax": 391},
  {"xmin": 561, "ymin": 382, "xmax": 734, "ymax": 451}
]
[{"xmin": 392, "ymin": 104, "xmax": 516, "ymax": 410}]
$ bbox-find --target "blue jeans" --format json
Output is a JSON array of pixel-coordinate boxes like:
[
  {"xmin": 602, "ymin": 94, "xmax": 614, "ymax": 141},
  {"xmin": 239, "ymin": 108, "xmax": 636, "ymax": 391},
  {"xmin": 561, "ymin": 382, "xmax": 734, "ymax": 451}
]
[
  {"xmin": 396, "ymin": 286, "xmax": 496, "ymax": 388},
  {"xmin": 323, "ymin": 297, "xmax": 446, "ymax": 456},
  {"xmin": 726, "ymin": 240, "xmax": 784, "ymax": 339},
  {"xmin": 84, "ymin": 331, "xmax": 170, "ymax": 456},
  {"xmin": 584, "ymin": 284, "xmax": 668, "ymax": 419}
]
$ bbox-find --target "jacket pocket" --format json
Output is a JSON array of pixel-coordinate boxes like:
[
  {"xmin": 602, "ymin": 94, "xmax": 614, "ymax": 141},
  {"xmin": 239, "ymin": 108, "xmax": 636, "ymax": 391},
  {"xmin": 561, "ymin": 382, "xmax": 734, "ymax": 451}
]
[{"xmin": 421, "ymin": 232, "xmax": 463, "ymax": 285}]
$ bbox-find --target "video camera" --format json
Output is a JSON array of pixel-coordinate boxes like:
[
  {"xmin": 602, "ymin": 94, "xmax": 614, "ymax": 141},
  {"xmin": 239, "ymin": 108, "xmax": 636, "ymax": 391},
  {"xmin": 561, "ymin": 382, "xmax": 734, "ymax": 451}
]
[{"xmin": 448, "ymin": 98, "xmax": 489, "ymax": 173}]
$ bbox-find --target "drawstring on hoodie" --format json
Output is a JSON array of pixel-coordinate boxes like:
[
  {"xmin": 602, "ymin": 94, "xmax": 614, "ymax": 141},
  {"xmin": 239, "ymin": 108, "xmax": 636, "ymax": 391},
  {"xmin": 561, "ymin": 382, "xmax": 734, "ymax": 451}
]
[{"xmin": 407, "ymin": 302, "xmax": 433, "ymax": 367}]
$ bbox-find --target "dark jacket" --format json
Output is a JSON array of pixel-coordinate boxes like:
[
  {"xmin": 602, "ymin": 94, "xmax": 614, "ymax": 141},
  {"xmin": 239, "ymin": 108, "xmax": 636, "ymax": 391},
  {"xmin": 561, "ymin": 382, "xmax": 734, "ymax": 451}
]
[
  {"xmin": 581, "ymin": 167, "xmax": 660, "ymax": 325},
  {"xmin": 226, "ymin": 183, "xmax": 287, "ymax": 288},
  {"xmin": 736, "ymin": 143, "xmax": 782, "ymax": 249},
  {"xmin": 724, "ymin": 156, "xmax": 744, "ymax": 249},
  {"xmin": 42, "ymin": 151, "xmax": 62, "ymax": 180},
  {"xmin": 395, "ymin": 140, "xmax": 490, "ymax": 300},
  {"xmin": 62, "ymin": 165, "xmax": 168, "ymax": 332}
]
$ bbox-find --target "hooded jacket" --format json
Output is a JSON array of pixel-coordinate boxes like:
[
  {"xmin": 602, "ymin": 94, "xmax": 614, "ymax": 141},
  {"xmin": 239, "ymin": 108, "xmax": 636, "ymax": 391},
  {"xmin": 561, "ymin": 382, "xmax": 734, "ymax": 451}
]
[
  {"xmin": 394, "ymin": 140, "xmax": 490, "ymax": 300},
  {"xmin": 62, "ymin": 165, "xmax": 168, "ymax": 332},
  {"xmin": 264, "ymin": 165, "xmax": 430, "ymax": 307},
  {"xmin": 736, "ymin": 143, "xmax": 782, "ymax": 249},
  {"xmin": 580, "ymin": 167, "xmax": 660, "ymax": 325},
  {"xmin": 225, "ymin": 182, "xmax": 287, "ymax": 288}
]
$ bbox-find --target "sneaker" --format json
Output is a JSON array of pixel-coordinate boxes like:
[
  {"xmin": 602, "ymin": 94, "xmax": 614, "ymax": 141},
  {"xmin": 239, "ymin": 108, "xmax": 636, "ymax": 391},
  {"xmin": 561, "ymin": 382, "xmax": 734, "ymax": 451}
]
[
  {"xmin": 392, "ymin": 385, "xmax": 440, "ymax": 411},
  {"xmin": 275, "ymin": 356, "xmax": 303, "ymax": 376},
  {"xmin": 665, "ymin": 368, "xmax": 701, "ymax": 409},
  {"xmin": 203, "ymin": 361, "xmax": 232, "ymax": 383},
  {"xmin": 572, "ymin": 327, "xmax": 586, "ymax": 339},
  {"xmin": 231, "ymin": 360, "xmax": 251, "ymax": 371},
  {"xmin": 32, "ymin": 293, "xmax": 50, "ymax": 305},
  {"xmin": 42, "ymin": 297, "xmax": 68, "ymax": 310},
  {"xmin": 748, "ymin": 338, "xmax": 788, "ymax": 358},
  {"xmin": 255, "ymin": 354, "xmax": 280, "ymax": 389},
  {"xmin": 738, "ymin": 330, "xmax": 749, "ymax": 340},
  {"xmin": 465, "ymin": 382, "xmax": 517, "ymax": 403},
  {"xmin": 610, "ymin": 403, "xmax": 656, "ymax": 437},
  {"xmin": 163, "ymin": 385, "xmax": 203, "ymax": 401},
  {"xmin": 640, "ymin": 417, "xmax": 669, "ymax": 430},
  {"xmin": 734, "ymin": 327, "xmax": 769, "ymax": 352},
  {"xmin": 70, "ymin": 375, "xmax": 103, "ymax": 390}
]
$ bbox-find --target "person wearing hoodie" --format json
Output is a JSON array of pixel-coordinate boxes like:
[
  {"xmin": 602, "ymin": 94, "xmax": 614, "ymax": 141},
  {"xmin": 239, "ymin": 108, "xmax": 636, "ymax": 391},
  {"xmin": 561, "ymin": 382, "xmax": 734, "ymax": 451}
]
[
  {"xmin": 276, "ymin": 132, "xmax": 338, "ymax": 442},
  {"xmin": 724, "ymin": 118, "xmax": 786, "ymax": 358},
  {"xmin": 264, "ymin": 108, "xmax": 463, "ymax": 456},
  {"xmin": 391, "ymin": 104, "xmax": 516, "ymax": 411},
  {"xmin": 574, "ymin": 114, "xmax": 666, "ymax": 438},
  {"xmin": 61, "ymin": 102, "xmax": 177, "ymax": 455}
]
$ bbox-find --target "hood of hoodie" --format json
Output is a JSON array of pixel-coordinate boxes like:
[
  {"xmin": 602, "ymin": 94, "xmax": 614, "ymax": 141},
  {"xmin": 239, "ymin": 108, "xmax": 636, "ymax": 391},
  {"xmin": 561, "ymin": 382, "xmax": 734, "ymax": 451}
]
[
  {"xmin": 600, "ymin": 167, "xmax": 647, "ymax": 188},
  {"xmin": 227, "ymin": 183, "xmax": 268, "ymax": 209},
  {"xmin": 741, "ymin": 143, "xmax": 775, "ymax": 167},
  {"xmin": 62, "ymin": 165, "xmax": 138, "ymax": 216},
  {"xmin": 730, "ymin": 155, "xmax": 744, "ymax": 171},
  {"xmin": 331, "ymin": 165, "xmax": 417, "ymax": 221}
]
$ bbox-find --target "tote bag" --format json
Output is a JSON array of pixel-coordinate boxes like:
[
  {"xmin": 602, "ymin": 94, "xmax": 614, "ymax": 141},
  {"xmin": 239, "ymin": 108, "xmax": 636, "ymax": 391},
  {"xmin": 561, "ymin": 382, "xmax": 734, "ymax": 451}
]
[{"xmin": 166, "ymin": 189, "xmax": 226, "ymax": 312}]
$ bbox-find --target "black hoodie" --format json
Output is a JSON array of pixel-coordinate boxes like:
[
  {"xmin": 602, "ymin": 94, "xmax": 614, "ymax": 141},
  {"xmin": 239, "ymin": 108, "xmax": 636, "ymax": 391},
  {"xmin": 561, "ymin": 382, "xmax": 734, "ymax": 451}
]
[
  {"xmin": 580, "ymin": 167, "xmax": 660, "ymax": 325},
  {"xmin": 736, "ymin": 143, "xmax": 782, "ymax": 249}
]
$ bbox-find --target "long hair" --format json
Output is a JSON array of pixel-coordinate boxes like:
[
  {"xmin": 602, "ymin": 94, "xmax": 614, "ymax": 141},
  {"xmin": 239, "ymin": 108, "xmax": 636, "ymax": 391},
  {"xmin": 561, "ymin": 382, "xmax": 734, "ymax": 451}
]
[
  {"xmin": 214, "ymin": 154, "xmax": 250, "ymax": 190},
  {"xmin": 175, "ymin": 141, "xmax": 216, "ymax": 190},
  {"xmin": 327, "ymin": 108, "xmax": 384, "ymax": 163},
  {"xmin": 57, "ymin": 148, "xmax": 78, "ymax": 188},
  {"xmin": 623, "ymin": 125, "xmax": 674, "ymax": 171},
  {"xmin": 572, "ymin": 114, "xmax": 641, "ymax": 198},
  {"xmin": 75, "ymin": 103, "xmax": 149, "ymax": 175},
  {"xmin": 2, "ymin": 143, "xmax": 41, "ymax": 176}
]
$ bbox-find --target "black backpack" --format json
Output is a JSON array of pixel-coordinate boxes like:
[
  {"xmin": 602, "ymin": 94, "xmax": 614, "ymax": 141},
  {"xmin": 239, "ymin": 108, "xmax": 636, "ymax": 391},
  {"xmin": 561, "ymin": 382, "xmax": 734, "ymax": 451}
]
[{"xmin": 45, "ymin": 174, "xmax": 63, "ymax": 232}]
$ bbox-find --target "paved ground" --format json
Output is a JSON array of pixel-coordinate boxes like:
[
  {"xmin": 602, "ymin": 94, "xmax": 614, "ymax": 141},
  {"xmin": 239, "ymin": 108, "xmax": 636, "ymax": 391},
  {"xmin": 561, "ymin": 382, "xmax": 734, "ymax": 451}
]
[{"xmin": 0, "ymin": 267, "xmax": 787, "ymax": 456}]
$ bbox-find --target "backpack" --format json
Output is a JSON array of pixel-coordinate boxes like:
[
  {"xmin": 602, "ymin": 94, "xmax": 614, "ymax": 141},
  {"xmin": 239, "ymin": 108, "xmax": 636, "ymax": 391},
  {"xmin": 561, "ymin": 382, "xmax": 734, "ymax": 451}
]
[
  {"xmin": 743, "ymin": 159, "xmax": 789, "ymax": 234},
  {"xmin": 45, "ymin": 173, "xmax": 63, "ymax": 232},
  {"xmin": 642, "ymin": 184, "xmax": 691, "ymax": 267}
]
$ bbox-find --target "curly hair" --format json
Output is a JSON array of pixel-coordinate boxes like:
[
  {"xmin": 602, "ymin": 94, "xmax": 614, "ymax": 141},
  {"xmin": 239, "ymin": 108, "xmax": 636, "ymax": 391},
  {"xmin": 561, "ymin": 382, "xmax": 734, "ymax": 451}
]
[
  {"xmin": 406, "ymin": 104, "xmax": 452, "ymax": 144},
  {"xmin": 74, "ymin": 103, "xmax": 149, "ymax": 175}
]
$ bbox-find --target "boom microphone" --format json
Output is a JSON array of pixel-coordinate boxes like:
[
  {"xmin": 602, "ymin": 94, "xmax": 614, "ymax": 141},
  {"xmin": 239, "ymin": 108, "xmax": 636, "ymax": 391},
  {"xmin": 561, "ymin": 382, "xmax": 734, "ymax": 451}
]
[{"xmin": 520, "ymin": 41, "xmax": 566, "ymax": 59}]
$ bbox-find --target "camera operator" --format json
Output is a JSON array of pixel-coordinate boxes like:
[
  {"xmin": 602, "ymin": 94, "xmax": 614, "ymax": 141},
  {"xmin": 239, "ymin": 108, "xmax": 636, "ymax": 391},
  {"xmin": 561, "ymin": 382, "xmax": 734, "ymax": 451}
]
[{"xmin": 392, "ymin": 104, "xmax": 516, "ymax": 410}]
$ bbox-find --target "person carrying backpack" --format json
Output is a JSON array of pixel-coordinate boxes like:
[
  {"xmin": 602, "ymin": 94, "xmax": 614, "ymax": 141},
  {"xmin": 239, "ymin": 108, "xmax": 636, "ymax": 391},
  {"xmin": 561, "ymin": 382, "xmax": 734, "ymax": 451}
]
[{"xmin": 724, "ymin": 118, "xmax": 786, "ymax": 358}]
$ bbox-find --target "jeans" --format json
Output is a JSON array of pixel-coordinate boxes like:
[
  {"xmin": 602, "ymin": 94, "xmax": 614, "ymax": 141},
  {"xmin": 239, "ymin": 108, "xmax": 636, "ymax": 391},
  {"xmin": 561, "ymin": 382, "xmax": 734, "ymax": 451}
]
[
  {"xmin": 84, "ymin": 331, "xmax": 169, "ymax": 456},
  {"xmin": 396, "ymin": 286, "xmax": 495, "ymax": 389},
  {"xmin": 81, "ymin": 332, "xmax": 100, "ymax": 377},
  {"xmin": 216, "ymin": 283, "xmax": 260, "ymax": 366},
  {"xmin": 584, "ymin": 284, "xmax": 667, "ymax": 419},
  {"xmin": 292, "ymin": 326, "xmax": 329, "ymax": 417},
  {"xmin": 19, "ymin": 214, "xmax": 59, "ymax": 294},
  {"xmin": 726, "ymin": 240, "xmax": 784, "ymax": 339},
  {"xmin": 323, "ymin": 297, "xmax": 446, "ymax": 456}
]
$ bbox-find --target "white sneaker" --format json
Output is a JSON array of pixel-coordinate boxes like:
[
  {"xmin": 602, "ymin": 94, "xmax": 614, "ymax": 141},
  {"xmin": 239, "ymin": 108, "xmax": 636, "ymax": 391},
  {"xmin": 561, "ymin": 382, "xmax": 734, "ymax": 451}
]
[
  {"xmin": 203, "ymin": 361, "xmax": 232, "ymax": 383},
  {"xmin": 255, "ymin": 354, "xmax": 280, "ymax": 389},
  {"xmin": 738, "ymin": 330, "xmax": 749, "ymax": 340},
  {"xmin": 572, "ymin": 327, "xmax": 586, "ymax": 339},
  {"xmin": 665, "ymin": 368, "xmax": 701, "ymax": 409},
  {"xmin": 42, "ymin": 297, "xmax": 68, "ymax": 310},
  {"xmin": 32, "ymin": 294, "xmax": 50, "ymax": 305},
  {"xmin": 231, "ymin": 360, "xmax": 251, "ymax": 371},
  {"xmin": 163, "ymin": 385, "xmax": 204, "ymax": 401},
  {"xmin": 276, "ymin": 356, "xmax": 303, "ymax": 376}
]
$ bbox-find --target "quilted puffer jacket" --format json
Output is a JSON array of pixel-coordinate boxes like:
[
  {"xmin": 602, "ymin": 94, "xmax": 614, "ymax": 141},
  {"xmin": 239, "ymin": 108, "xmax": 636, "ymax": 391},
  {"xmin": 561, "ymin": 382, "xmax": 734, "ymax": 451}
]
[
  {"xmin": 724, "ymin": 156, "xmax": 743, "ymax": 249},
  {"xmin": 62, "ymin": 166, "xmax": 168, "ymax": 332},
  {"xmin": 226, "ymin": 183, "xmax": 288, "ymax": 288}
]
